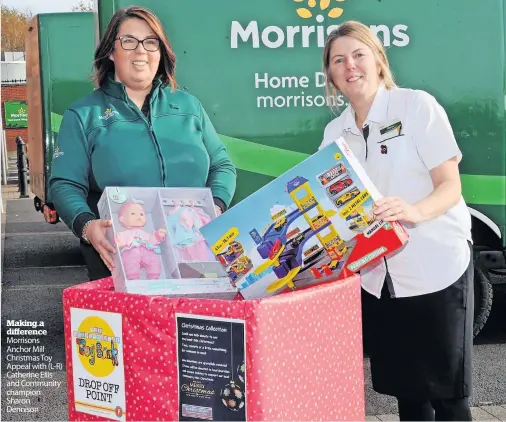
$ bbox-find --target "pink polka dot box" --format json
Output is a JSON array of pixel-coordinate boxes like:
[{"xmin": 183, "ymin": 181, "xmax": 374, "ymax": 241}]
[{"xmin": 64, "ymin": 273, "xmax": 365, "ymax": 421}]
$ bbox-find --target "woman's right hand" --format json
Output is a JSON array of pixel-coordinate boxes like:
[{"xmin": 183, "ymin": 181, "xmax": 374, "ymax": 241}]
[{"xmin": 84, "ymin": 219, "xmax": 116, "ymax": 271}]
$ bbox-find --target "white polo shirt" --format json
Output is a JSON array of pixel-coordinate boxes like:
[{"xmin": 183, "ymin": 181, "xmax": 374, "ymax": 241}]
[{"xmin": 320, "ymin": 83, "xmax": 472, "ymax": 298}]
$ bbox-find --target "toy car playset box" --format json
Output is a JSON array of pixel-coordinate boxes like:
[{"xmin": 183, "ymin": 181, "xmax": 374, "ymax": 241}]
[
  {"xmin": 63, "ymin": 273, "xmax": 365, "ymax": 421},
  {"xmin": 200, "ymin": 138, "xmax": 409, "ymax": 300},
  {"xmin": 97, "ymin": 186, "xmax": 237, "ymax": 298}
]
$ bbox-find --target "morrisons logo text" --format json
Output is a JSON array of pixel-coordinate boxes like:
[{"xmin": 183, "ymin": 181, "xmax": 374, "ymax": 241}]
[{"xmin": 231, "ymin": 18, "xmax": 410, "ymax": 49}]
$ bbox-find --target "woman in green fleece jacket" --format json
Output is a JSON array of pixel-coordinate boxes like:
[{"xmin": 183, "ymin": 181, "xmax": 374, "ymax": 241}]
[{"xmin": 49, "ymin": 6, "xmax": 236, "ymax": 281}]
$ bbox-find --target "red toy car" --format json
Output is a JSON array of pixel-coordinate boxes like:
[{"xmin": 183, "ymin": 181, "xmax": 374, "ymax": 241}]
[{"xmin": 328, "ymin": 178, "xmax": 353, "ymax": 195}]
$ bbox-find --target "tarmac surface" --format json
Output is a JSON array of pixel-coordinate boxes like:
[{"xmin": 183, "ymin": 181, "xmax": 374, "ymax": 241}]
[{"xmin": 1, "ymin": 196, "xmax": 506, "ymax": 421}]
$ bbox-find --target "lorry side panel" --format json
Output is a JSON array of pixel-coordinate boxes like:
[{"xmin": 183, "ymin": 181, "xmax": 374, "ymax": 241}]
[
  {"xmin": 95, "ymin": 1, "xmax": 506, "ymax": 247},
  {"xmin": 26, "ymin": 16, "xmax": 45, "ymax": 201},
  {"xmin": 27, "ymin": 12, "xmax": 96, "ymax": 204}
]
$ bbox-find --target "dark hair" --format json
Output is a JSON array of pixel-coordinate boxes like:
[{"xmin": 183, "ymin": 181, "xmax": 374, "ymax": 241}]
[{"xmin": 93, "ymin": 6, "xmax": 176, "ymax": 89}]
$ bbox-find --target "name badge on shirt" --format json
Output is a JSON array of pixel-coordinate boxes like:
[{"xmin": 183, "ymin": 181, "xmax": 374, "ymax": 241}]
[{"xmin": 378, "ymin": 118, "xmax": 403, "ymax": 142}]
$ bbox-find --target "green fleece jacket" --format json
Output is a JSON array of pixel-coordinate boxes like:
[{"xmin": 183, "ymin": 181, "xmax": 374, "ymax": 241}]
[{"xmin": 48, "ymin": 76, "xmax": 237, "ymax": 237}]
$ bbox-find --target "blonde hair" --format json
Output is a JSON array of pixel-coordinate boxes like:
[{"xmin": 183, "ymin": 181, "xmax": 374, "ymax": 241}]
[{"xmin": 322, "ymin": 21, "xmax": 396, "ymax": 106}]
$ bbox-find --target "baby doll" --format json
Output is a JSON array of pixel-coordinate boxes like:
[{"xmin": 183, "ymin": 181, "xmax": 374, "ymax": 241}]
[{"xmin": 115, "ymin": 200, "xmax": 167, "ymax": 280}]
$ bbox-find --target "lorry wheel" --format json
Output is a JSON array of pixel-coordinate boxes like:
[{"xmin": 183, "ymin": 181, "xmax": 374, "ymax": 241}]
[{"xmin": 473, "ymin": 265, "xmax": 493, "ymax": 338}]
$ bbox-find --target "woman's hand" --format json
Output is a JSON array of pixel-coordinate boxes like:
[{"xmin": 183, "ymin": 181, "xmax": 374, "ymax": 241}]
[
  {"xmin": 373, "ymin": 197, "xmax": 422, "ymax": 225},
  {"xmin": 85, "ymin": 219, "xmax": 116, "ymax": 271},
  {"xmin": 215, "ymin": 205, "xmax": 223, "ymax": 216}
]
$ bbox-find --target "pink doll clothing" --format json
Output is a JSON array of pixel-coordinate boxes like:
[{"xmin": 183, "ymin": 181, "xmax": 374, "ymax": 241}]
[
  {"xmin": 115, "ymin": 228, "xmax": 164, "ymax": 247},
  {"xmin": 166, "ymin": 206, "xmax": 214, "ymax": 262},
  {"xmin": 194, "ymin": 208, "xmax": 212, "ymax": 227},
  {"xmin": 121, "ymin": 245, "xmax": 162, "ymax": 279},
  {"xmin": 176, "ymin": 240, "xmax": 215, "ymax": 262},
  {"xmin": 115, "ymin": 228, "xmax": 164, "ymax": 280}
]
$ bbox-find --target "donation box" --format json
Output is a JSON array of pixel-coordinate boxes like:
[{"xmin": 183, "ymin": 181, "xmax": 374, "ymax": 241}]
[{"xmin": 63, "ymin": 274, "xmax": 365, "ymax": 421}]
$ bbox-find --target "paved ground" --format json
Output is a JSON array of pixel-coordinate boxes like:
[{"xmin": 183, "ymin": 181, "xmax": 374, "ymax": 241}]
[
  {"xmin": 1, "ymin": 194, "xmax": 506, "ymax": 421},
  {"xmin": 368, "ymin": 405, "xmax": 506, "ymax": 421}
]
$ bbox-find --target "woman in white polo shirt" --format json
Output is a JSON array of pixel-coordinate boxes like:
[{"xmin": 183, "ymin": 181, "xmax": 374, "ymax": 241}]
[{"xmin": 319, "ymin": 21, "xmax": 474, "ymax": 421}]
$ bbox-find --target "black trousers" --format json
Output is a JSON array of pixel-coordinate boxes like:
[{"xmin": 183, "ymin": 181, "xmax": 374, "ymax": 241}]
[
  {"xmin": 397, "ymin": 396, "xmax": 471, "ymax": 421},
  {"xmin": 362, "ymin": 243, "xmax": 474, "ymax": 418},
  {"xmin": 79, "ymin": 240, "xmax": 111, "ymax": 281}
]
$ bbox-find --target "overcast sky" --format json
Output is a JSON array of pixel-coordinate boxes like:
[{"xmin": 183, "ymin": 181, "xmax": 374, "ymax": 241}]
[{"xmin": 2, "ymin": 0, "xmax": 78, "ymax": 14}]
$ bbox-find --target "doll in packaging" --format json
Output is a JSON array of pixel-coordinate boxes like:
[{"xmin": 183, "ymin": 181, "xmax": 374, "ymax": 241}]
[{"xmin": 115, "ymin": 199, "xmax": 167, "ymax": 280}]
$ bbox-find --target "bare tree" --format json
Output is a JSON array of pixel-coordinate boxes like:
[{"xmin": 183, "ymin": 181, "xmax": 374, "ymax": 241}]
[
  {"xmin": 1, "ymin": 6, "xmax": 33, "ymax": 52},
  {"xmin": 72, "ymin": 0, "xmax": 95, "ymax": 12}
]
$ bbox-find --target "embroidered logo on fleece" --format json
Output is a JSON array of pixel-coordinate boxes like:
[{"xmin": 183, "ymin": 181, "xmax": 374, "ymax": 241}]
[
  {"xmin": 53, "ymin": 146, "xmax": 64, "ymax": 159},
  {"xmin": 99, "ymin": 108, "xmax": 119, "ymax": 121}
]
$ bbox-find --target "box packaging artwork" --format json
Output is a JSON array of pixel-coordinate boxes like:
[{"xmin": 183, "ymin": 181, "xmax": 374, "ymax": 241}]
[
  {"xmin": 200, "ymin": 138, "xmax": 409, "ymax": 299},
  {"xmin": 97, "ymin": 186, "xmax": 237, "ymax": 298}
]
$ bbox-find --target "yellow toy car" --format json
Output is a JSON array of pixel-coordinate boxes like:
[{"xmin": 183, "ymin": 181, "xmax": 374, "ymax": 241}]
[
  {"xmin": 273, "ymin": 217, "xmax": 287, "ymax": 231},
  {"xmin": 335, "ymin": 188, "xmax": 360, "ymax": 207}
]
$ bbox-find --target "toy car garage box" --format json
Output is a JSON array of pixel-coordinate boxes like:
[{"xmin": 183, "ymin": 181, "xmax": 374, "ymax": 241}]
[
  {"xmin": 97, "ymin": 186, "xmax": 237, "ymax": 298},
  {"xmin": 200, "ymin": 138, "xmax": 409, "ymax": 299},
  {"xmin": 63, "ymin": 273, "xmax": 365, "ymax": 421}
]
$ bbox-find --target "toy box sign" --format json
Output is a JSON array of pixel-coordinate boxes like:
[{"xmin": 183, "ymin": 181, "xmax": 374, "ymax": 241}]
[
  {"xmin": 70, "ymin": 308, "xmax": 125, "ymax": 421},
  {"xmin": 200, "ymin": 138, "xmax": 409, "ymax": 299}
]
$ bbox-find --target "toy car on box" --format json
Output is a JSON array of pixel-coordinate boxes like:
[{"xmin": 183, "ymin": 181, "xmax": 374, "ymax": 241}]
[
  {"xmin": 200, "ymin": 138, "xmax": 409, "ymax": 300},
  {"xmin": 97, "ymin": 186, "xmax": 238, "ymax": 298}
]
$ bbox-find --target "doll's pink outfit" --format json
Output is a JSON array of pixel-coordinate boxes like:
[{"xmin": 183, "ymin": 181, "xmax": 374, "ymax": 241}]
[
  {"xmin": 166, "ymin": 206, "xmax": 215, "ymax": 262},
  {"xmin": 116, "ymin": 228, "xmax": 165, "ymax": 280}
]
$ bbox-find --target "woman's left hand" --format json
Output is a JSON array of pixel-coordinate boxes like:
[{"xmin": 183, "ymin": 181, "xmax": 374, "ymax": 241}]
[
  {"xmin": 215, "ymin": 205, "xmax": 223, "ymax": 216},
  {"xmin": 373, "ymin": 196, "xmax": 422, "ymax": 224}
]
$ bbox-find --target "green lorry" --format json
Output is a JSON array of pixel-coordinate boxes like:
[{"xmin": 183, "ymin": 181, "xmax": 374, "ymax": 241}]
[{"xmin": 26, "ymin": 0, "xmax": 506, "ymax": 336}]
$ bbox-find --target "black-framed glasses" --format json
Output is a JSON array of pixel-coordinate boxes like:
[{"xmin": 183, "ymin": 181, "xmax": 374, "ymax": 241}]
[{"xmin": 115, "ymin": 36, "xmax": 161, "ymax": 52}]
